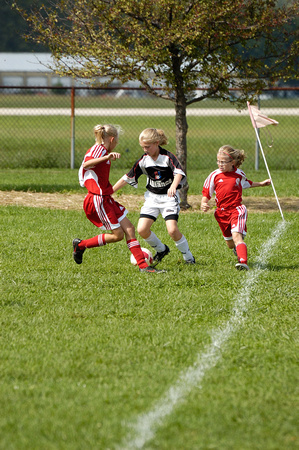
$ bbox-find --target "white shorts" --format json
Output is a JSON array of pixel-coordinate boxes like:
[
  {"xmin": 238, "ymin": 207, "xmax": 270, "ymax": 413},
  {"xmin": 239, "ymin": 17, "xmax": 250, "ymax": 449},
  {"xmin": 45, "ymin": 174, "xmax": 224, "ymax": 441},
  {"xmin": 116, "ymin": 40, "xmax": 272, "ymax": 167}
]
[{"xmin": 140, "ymin": 191, "xmax": 180, "ymax": 221}]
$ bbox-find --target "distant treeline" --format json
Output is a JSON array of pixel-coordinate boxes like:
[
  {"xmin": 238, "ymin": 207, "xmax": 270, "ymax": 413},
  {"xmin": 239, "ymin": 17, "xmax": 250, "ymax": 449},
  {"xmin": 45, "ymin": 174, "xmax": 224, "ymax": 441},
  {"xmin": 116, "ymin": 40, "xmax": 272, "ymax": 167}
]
[{"xmin": 0, "ymin": 0, "xmax": 49, "ymax": 52}]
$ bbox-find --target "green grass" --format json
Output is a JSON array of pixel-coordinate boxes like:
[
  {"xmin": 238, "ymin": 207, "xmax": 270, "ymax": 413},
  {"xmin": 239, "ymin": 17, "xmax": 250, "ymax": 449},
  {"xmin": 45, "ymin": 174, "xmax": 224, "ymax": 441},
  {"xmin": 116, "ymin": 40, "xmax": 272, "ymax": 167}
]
[
  {"xmin": 0, "ymin": 168, "xmax": 298, "ymax": 197},
  {"xmin": 1, "ymin": 206, "xmax": 298, "ymax": 449},
  {"xmin": 1, "ymin": 92, "xmax": 298, "ymax": 108}
]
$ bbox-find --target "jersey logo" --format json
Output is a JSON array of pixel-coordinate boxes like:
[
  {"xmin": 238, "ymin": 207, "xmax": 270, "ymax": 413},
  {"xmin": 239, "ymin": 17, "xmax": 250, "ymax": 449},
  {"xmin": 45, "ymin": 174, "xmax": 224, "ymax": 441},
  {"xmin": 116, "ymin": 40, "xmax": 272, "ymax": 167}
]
[
  {"xmin": 219, "ymin": 178, "xmax": 223, "ymax": 182},
  {"xmin": 154, "ymin": 171, "xmax": 161, "ymax": 180}
]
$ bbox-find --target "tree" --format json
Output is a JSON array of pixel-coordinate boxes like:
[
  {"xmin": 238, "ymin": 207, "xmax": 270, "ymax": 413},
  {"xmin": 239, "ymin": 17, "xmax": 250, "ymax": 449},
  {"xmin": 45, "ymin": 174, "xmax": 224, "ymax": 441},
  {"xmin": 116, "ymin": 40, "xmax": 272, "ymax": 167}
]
[{"xmin": 14, "ymin": 0, "xmax": 298, "ymax": 206}]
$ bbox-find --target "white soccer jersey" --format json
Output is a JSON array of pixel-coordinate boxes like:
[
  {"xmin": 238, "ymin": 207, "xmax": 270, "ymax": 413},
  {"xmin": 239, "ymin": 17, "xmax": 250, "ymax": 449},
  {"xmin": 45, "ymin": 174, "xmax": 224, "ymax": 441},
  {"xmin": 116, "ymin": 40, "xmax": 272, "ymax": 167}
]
[{"xmin": 123, "ymin": 147, "xmax": 186, "ymax": 195}]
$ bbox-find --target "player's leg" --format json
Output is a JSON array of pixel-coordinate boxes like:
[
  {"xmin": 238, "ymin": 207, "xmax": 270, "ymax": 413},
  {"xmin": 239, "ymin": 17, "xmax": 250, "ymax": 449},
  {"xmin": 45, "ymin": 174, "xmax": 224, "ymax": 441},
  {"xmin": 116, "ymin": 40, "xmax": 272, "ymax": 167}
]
[
  {"xmin": 137, "ymin": 216, "xmax": 170, "ymax": 263},
  {"xmin": 137, "ymin": 194, "xmax": 169, "ymax": 254},
  {"xmin": 231, "ymin": 206, "xmax": 248, "ymax": 270},
  {"xmin": 141, "ymin": 195, "xmax": 172, "ymax": 264},
  {"xmin": 73, "ymin": 194, "xmax": 124, "ymax": 264},
  {"xmin": 137, "ymin": 216, "xmax": 169, "ymax": 262},
  {"xmin": 225, "ymin": 238, "xmax": 235, "ymax": 250},
  {"xmin": 161, "ymin": 194, "xmax": 194, "ymax": 264},
  {"xmin": 232, "ymin": 232, "xmax": 248, "ymax": 269},
  {"xmin": 119, "ymin": 216, "xmax": 148, "ymax": 270},
  {"xmin": 165, "ymin": 219, "xmax": 195, "ymax": 263},
  {"xmin": 214, "ymin": 209, "xmax": 236, "ymax": 257}
]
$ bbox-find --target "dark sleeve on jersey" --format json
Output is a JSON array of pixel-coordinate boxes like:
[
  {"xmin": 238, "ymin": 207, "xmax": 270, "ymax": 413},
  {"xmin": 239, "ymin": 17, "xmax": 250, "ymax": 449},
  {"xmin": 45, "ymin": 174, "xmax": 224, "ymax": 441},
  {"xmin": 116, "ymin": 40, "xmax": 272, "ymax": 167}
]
[{"xmin": 123, "ymin": 156, "xmax": 144, "ymax": 187}]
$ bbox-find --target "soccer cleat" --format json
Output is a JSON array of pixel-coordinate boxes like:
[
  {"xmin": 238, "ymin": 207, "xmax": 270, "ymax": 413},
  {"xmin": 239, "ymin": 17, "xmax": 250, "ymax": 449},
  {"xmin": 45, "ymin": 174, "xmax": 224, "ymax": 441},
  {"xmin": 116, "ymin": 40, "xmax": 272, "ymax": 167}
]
[
  {"xmin": 73, "ymin": 238, "xmax": 85, "ymax": 264},
  {"xmin": 139, "ymin": 266, "xmax": 166, "ymax": 273},
  {"xmin": 185, "ymin": 257, "xmax": 196, "ymax": 264},
  {"xmin": 152, "ymin": 245, "xmax": 170, "ymax": 266},
  {"xmin": 235, "ymin": 262, "xmax": 249, "ymax": 271}
]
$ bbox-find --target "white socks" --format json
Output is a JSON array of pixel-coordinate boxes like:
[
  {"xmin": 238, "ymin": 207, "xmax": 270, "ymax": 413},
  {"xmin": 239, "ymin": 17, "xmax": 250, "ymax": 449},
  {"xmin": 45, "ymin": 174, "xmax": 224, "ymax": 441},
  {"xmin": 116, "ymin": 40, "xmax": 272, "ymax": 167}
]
[
  {"xmin": 144, "ymin": 231, "xmax": 165, "ymax": 253},
  {"xmin": 145, "ymin": 232, "xmax": 193, "ymax": 261},
  {"xmin": 175, "ymin": 235, "xmax": 194, "ymax": 261}
]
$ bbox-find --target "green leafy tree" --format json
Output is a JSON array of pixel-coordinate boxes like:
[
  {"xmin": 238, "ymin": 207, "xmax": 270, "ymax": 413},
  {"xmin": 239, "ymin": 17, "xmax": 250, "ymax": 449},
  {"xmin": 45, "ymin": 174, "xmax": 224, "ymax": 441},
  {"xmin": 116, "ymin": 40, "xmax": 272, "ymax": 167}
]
[{"xmin": 14, "ymin": 0, "xmax": 298, "ymax": 205}]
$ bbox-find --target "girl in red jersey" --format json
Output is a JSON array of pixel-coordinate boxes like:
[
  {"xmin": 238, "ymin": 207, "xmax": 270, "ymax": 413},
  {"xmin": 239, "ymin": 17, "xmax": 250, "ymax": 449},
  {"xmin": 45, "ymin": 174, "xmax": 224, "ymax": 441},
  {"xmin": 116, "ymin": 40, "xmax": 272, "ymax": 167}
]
[
  {"xmin": 201, "ymin": 145, "xmax": 271, "ymax": 270},
  {"xmin": 73, "ymin": 124, "xmax": 164, "ymax": 273}
]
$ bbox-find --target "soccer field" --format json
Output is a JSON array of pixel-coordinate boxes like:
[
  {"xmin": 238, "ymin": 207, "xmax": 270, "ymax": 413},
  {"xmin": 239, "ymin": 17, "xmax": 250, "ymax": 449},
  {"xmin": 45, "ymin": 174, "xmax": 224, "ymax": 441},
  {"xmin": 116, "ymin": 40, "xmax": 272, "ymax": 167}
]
[{"xmin": 1, "ymin": 203, "xmax": 298, "ymax": 449}]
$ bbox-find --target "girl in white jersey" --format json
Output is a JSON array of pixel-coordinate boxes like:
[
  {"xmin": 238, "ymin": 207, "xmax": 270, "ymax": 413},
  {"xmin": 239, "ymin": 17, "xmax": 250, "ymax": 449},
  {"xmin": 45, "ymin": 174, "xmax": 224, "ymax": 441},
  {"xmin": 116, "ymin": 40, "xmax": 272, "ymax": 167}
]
[
  {"xmin": 113, "ymin": 128, "xmax": 195, "ymax": 266},
  {"xmin": 201, "ymin": 145, "xmax": 271, "ymax": 270},
  {"xmin": 73, "ymin": 124, "xmax": 164, "ymax": 273}
]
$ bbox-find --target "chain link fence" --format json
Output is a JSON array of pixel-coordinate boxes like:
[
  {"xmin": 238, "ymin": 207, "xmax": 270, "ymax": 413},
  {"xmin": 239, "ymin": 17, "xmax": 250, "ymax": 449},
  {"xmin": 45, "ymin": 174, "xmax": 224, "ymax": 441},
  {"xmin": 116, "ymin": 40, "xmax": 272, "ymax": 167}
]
[{"xmin": 0, "ymin": 86, "xmax": 298, "ymax": 171}]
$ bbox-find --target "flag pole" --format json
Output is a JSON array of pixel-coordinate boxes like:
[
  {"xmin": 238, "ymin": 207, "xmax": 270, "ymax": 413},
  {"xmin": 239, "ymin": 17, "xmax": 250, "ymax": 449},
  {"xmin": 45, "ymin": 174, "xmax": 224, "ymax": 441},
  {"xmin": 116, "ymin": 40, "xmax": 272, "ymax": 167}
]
[{"xmin": 247, "ymin": 102, "xmax": 285, "ymax": 221}]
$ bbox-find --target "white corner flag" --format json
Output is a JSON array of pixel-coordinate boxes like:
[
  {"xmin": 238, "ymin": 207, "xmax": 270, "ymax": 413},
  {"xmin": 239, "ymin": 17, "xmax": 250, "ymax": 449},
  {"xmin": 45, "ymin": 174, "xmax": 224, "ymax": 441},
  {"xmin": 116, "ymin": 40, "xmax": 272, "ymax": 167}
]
[{"xmin": 247, "ymin": 101, "xmax": 284, "ymax": 220}]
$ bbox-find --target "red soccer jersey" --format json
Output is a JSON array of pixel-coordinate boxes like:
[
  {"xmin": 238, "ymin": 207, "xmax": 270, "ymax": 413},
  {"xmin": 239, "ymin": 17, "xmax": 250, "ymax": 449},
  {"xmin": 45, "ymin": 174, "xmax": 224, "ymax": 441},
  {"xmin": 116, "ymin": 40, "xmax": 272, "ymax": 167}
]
[
  {"xmin": 79, "ymin": 144, "xmax": 113, "ymax": 196},
  {"xmin": 202, "ymin": 168, "xmax": 253, "ymax": 209}
]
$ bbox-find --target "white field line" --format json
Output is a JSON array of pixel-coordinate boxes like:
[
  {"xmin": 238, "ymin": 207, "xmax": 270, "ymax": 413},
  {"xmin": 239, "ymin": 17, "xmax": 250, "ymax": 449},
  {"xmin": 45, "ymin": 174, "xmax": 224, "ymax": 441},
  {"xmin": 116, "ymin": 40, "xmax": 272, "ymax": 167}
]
[
  {"xmin": 118, "ymin": 220, "xmax": 288, "ymax": 450},
  {"xmin": 0, "ymin": 108, "xmax": 298, "ymax": 116}
]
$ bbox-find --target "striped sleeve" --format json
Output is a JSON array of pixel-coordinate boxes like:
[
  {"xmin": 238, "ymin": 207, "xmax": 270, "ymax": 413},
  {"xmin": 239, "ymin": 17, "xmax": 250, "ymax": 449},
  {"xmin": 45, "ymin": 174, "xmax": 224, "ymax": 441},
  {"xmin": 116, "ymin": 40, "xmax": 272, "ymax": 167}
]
[
  {"xmin": 238, "ymin": 169, "xmax": 253, "ymax": 189},
  {"xmin": 202, "ymin": 170, "xmax": 217, "ymax": 199}
]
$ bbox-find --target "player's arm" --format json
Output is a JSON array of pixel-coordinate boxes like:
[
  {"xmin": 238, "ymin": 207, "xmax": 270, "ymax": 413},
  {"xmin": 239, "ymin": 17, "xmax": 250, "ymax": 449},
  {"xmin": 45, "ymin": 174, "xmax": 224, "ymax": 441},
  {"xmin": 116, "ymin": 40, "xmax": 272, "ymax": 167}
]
[
  {"xmin": 113, "ymin": 177, "xmax": 128, "ymax": 193},
  {"xmin": 113, "ymin": 161, "xmax": 143, "ymax": 193},
  {"xmin": 201, "ymin": 196, "xmax": 210, "ymax": 212},
  {"xmin": 83, "ymin": 152, "xmax": 121, "ymax": 169},
  {"xmin": 251, "ymin": 179, "xmax": 271, "ymax": 188},
  {"xmin": 167, "ymin": 174, "xmax": 183, "ymax": 197}
]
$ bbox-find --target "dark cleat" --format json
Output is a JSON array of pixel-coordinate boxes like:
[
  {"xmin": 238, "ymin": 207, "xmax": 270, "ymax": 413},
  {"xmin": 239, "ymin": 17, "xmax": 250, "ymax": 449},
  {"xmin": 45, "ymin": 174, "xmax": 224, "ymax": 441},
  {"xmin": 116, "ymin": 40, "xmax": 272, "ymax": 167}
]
[
  {"xmin": 73, "ymin": 238, "xmax": 85, "ymax": 264},
  {"xmin": 185, "ymin": 257, "xmax": 196, "ymax": 264},
  {"xmin": 152, "ymin": 244, "xmax": 170, "ymax": 266}
]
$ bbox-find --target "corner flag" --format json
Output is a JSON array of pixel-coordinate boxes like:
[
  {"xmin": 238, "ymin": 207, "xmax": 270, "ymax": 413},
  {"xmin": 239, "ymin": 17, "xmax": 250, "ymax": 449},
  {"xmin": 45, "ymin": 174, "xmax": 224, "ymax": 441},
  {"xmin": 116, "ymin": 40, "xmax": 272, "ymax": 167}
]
[{"xmin": 247, "ymin": 101, "xmax": 284, "ymax": 220}]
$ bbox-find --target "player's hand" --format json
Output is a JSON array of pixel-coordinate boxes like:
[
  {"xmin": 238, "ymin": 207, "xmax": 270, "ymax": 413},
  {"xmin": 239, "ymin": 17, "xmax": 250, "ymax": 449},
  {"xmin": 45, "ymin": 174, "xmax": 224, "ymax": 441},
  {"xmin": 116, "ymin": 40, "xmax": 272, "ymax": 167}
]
[
  {"xmin": 167, "ymin": 186, "xmax": 177, "ymax": 197},
  {"xmin": 201, "ymin": 202, "xmax": 210, "ymax": 212},
  {"xmin": 109, "ymin": 152, "xmax": 121, "ymax": 161},
  {"xmin": 261, "ymin": 179, "xmax": 271, "ymax": 186}
]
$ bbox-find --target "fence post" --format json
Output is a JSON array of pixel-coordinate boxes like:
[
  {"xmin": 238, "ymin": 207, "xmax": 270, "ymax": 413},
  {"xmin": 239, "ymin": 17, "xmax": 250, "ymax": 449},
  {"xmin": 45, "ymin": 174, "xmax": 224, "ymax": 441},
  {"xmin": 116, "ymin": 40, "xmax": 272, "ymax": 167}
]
[
  {"xmin": 70, "ymin": 86, "xmax": 75, "ymax": 169},
  {"xmin": 255, "ymin": 95, "xmax": 260, "ymax": 170}
]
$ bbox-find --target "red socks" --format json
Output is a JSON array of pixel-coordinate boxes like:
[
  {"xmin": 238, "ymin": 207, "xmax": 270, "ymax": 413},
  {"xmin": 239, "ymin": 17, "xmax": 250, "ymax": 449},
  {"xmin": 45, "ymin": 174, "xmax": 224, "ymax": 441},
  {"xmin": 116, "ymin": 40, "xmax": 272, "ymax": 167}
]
[
  {"xmin": 79, "ymin": 234, "xmax": 106, "ymax": 249},
  {"xmin": 127, "ymin": 239, "xmax": 148, "ymax": 269},
  {"xmin": 77, "ymin": 236, "xmax": 147, "ymax": 269},
  {"xmin": 236, "ymin": 242, "xmax": 247, "ymax": 264}
]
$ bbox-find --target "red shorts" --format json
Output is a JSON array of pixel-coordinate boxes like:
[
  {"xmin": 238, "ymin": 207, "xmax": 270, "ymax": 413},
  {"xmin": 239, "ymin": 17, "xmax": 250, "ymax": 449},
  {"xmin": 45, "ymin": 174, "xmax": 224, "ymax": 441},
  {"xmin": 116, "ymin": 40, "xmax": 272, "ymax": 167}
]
[
  {"xmin": 83, "ymin": 193, "xmax": 128, "ymax": 230},
  {"xmin": 214, "ymin": 205, "xmax": 248, "ymax": 240}
]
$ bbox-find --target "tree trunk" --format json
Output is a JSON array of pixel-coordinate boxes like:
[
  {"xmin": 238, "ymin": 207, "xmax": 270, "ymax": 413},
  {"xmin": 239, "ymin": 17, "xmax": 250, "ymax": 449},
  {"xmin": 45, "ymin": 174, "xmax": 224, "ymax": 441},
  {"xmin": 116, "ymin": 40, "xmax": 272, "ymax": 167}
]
[{"xmin": 175, "ymin": 96, "xmax": 190, "ymax": 209}]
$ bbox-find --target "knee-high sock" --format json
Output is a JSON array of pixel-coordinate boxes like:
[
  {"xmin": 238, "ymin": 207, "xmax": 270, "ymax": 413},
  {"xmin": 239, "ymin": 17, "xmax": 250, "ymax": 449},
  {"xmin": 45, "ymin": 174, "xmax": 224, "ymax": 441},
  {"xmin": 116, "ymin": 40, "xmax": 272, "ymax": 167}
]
[
  {"xmin": 144, "ymin": 231, "xmax": 165, "ymax": 253},
  {"xmin": 79, "ymin": 234, "xmax": 106, "ymax": 249},
  {"xmin": 175, "ymin": 235, "xmax": 193, "ymax": 261},
  {"xmin": 127, "ymin": 239, "xmax": 148, "ymax": 269},
  {"xmin": 236, "ymin": 242, "xmax": 247, "ymax": 264}
]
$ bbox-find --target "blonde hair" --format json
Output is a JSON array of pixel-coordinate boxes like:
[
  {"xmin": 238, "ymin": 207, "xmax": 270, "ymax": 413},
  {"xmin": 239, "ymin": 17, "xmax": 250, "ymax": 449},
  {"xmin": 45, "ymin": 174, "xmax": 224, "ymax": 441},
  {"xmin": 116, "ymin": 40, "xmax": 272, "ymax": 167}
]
[
  {"xmin": 218, "ymin": 145, "xmax": 246, "ymax": 168},
  {"xmin": 94, "ymin": 124, "xmax": 122, "ymax": 144},
  {"xmin": 139, "ymin": 128, "xmax": 168, "ymax": 146}
]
